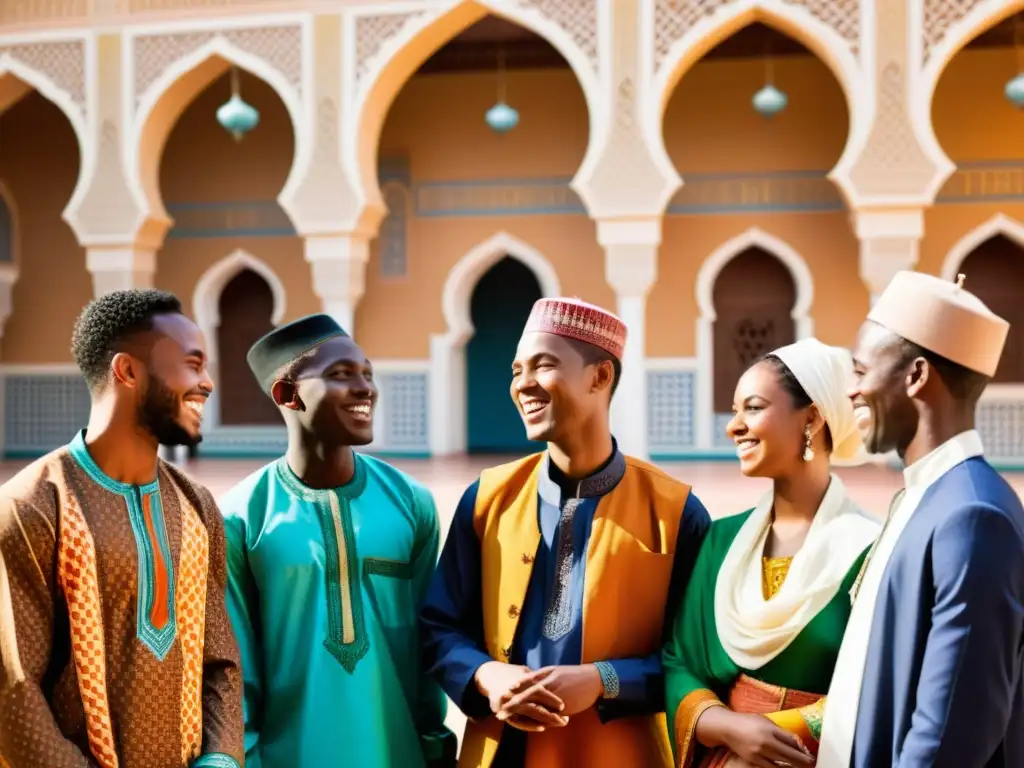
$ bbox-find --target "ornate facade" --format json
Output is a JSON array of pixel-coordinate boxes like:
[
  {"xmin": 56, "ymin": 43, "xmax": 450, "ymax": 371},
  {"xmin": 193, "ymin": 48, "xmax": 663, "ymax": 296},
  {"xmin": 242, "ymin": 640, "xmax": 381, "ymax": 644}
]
[{"xmin": 1, "ymin": 0, "xmax": 1023, "ymax": 465}]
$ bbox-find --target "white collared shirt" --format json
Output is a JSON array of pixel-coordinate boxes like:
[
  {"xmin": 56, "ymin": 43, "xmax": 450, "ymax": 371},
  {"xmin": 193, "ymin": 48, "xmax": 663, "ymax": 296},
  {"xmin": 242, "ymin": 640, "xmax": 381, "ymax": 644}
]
[{"xmin": 817, "ymin": 430, "xmax": 985, "ymax": 768}]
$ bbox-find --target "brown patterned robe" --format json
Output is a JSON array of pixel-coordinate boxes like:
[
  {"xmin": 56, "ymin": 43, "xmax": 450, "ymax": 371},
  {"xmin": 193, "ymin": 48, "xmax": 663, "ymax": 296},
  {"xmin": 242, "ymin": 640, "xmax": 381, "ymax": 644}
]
[{"xmin": 0, "ymin": 431, "xmax": 243, "ymax": 768}]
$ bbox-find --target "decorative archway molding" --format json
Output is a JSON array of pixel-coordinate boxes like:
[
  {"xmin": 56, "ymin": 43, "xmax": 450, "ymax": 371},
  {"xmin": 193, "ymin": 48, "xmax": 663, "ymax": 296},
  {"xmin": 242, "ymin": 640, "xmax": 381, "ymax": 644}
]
[
  {"xmin": 915, "ymin": 0, "xmax": 1024, "ymax": 203},
  {"xmin": 645, "ymin": 0, "xmax": 868, "ymax": 208},
  {"xmin": 345, "ymin": 0, "xmax": 602, "ymax": 230},
  {"xmin": 429, "ymin": 231, "xmax": 561, "ymax": 455},
  {"xmin": 693, "ymin": 227, "xmax": 815, "ymax": 448},
  {"xmin": 940, "ymin": 213, "xmax": 1024, "ymax": 283},
  {"xmin": 127, "ymin": 33, "xmax": 307, "ymax": 240},
  {"xmin": 193, "ymin": 249, "xmax": 286, "ymax": 428},
  {"xmin": 0, "ymin": 55, "xmax": 94, "ymax": 232}
]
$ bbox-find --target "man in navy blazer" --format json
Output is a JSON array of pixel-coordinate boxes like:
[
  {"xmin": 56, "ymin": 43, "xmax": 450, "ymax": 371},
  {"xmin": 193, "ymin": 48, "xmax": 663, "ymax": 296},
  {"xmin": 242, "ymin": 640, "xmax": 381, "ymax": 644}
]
[{"xmin": 817, "ymin": 270, "xmax": 1024, "ymax": 768}]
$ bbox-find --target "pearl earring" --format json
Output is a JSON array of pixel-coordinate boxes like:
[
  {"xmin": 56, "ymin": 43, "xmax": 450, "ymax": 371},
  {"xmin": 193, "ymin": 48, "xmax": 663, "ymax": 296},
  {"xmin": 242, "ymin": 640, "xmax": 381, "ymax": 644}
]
[{"xmin": 803, "ymin": 426, "xmax": 815, "ymax": 462}]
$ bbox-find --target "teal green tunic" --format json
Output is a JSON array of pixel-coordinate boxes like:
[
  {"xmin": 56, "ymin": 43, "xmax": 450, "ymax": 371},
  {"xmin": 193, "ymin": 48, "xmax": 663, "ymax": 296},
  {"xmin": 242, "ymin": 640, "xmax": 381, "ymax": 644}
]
[
  {"xmin": 221, "ymin": 453, "xmax": 448, "ymax": 768},
  {"xmin": 663, "ymin": 510, "xmax": 869, "ymax": 757}
]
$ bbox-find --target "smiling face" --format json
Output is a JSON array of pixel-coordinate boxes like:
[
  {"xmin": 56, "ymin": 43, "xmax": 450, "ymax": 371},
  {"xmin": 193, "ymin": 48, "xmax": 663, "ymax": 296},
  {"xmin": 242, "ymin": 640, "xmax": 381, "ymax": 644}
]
[
  {"xmin": 130, "ymin": 313, "xmax": 213, "ymax": 447},
  {"xmin": 271, "ymin": 336, "xmax": 377, "ymax": 446},
  {"xmin": 726, "ymin": 359, "xmax": 818, "ymax": 477},
  {"xmin": 510, "ymin": 332, "xmax": 614, "ymax": 444},
  {"xmin": 849, "ymin": 321, "xmax": 920, "ymax": 455}
]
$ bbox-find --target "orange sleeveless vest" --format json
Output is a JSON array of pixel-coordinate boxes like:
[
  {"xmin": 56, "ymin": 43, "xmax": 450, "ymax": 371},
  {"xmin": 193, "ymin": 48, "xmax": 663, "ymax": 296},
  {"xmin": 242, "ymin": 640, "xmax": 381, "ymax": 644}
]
[{"xmin": 459, "ymin": 452, "xmax": 692, "ymax": 768}]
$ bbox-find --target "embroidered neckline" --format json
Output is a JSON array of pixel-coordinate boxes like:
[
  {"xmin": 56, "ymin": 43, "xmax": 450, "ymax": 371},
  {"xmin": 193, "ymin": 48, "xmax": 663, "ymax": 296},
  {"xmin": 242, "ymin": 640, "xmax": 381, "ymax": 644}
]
[
  {"xmin": 538, "ymin": 441, "xmax": 626, "ymax": 506},
  {"xmin": 275, "ymin": 452, "xmax": 370, "ymax": 673},
  {"xmin": 274, "ymin": 453, "xmax": 368, "ymax": 503},
  {"xmin": 68, "ymin": 429, "xmax": 159, "ymax": 495}
]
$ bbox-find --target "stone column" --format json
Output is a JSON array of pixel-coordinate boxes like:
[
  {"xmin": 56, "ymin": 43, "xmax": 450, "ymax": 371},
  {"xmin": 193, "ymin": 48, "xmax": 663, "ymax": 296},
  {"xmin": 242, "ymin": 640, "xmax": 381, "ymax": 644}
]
[
  {"xmin": 86, "ymin": 246, "xmax": 157, "ymax": 296},
  {"xmin": 65, "ymin": 32, "xmax": 167, "ymax": 298},
  {"xmin": 829, "ymin": 0, "xmax": 948, "ymax": 305},
  {"xmin": 599, "ymin": 219, "xmax": 659, "ymax": 460},
  {"xmin": 854, "ymin": 209, "xmax": 923, "ymax": 303},
  {"xmin": 304, "ymin": 233, "xmax": 370, "ymax": 334}
]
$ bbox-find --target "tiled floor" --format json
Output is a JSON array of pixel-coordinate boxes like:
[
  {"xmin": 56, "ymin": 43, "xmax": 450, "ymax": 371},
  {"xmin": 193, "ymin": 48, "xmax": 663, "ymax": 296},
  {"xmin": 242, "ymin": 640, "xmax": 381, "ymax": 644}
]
[{"xmin": 6, "ymin": 454, "xmax": 1021, "ymax": 741}]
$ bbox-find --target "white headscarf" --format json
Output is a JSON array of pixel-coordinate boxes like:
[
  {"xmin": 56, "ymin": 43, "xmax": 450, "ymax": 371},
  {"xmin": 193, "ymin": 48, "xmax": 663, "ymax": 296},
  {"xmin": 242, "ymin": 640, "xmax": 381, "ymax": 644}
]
[
  {"xmin": 771, "ymin": 338, "xmax": 866, "ymax": 466},
  {"xmin": 714, "ymin": 338, "xmax": 879, "ymax": 670}
]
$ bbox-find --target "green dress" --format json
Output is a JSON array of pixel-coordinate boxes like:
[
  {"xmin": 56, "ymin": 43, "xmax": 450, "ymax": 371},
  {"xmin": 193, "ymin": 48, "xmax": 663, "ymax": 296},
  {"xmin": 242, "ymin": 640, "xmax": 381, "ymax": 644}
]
[
  {"xmin": 663, "ymin": 509, "xmax": 870, "ymax": 763},
  {"xmin": 220, "ymin": 453, "xmax": 452, "ymax": 768}
]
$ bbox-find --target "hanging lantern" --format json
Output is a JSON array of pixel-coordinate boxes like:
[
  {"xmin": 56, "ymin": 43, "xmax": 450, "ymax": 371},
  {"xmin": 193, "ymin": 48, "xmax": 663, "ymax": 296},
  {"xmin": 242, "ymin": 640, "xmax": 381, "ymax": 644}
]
[
  {"xmin": 1005, "ymin": 72, "xmax": 1024, "ymax": 108},
  {"xmin": 486, "ymin": 101, "xmax": 520, "ymax": 133},
  {"xmin": 217, "ymin": 67, "xmax": 260, "ymax": 141},
  {"xmin": 753, "ymin": 83, "xmax": 788, "ymax": 118},
  {"xmin": 486, "ymin": 48, "xmax": 518, "ymax": 134}
]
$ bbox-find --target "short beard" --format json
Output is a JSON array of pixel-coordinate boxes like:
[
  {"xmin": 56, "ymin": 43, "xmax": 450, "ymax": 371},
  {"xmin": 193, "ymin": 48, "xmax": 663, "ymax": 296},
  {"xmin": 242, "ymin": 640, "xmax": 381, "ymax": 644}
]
[{"xmin": 139, "ymin": 373, "xmax": 201, "ymax": 448}]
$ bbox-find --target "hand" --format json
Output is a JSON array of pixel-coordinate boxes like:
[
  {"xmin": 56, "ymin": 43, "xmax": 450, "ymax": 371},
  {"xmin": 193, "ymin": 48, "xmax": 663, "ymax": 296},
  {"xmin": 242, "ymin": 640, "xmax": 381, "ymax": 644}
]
[
  {"xmin": 696, "ymin": 708, "xmax": 814, "ymax": 768},
  {"xmin": 474, "ymin": 662, "xmax": 566, "ymax": 732},
  {"xmin": 500, "ymin": 664, "xmax": 604, "ymax": 719}
]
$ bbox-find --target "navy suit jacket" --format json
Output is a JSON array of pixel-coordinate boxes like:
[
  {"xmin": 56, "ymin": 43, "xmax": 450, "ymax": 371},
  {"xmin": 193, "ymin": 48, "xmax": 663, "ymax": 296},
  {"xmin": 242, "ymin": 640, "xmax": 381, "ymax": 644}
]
[{"xmin": 853, "ymin": 457, "xmax": 1024, "ymax": 768}]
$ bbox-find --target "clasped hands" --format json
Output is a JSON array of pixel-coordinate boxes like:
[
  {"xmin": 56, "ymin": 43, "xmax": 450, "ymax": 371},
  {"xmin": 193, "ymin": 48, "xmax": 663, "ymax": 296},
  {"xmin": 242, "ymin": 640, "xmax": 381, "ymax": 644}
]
[{"xmin": 473, "ymin": 661, "xmax": 605, "ymax": 732}]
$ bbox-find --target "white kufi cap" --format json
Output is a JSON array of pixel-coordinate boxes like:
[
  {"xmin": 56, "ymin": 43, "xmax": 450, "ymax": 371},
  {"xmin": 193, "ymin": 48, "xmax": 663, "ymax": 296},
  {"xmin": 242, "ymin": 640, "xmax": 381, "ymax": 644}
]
[{"xmin": 868, "ymin": 271, "xmax": 1009, "ymax": 377}]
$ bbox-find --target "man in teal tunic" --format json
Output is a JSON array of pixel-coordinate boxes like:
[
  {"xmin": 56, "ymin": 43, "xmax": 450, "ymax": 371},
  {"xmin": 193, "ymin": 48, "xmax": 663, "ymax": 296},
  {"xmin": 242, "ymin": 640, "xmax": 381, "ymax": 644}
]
[{"xmin": 220, "ymin": 314, "xmax": 456, "ymax": 768}]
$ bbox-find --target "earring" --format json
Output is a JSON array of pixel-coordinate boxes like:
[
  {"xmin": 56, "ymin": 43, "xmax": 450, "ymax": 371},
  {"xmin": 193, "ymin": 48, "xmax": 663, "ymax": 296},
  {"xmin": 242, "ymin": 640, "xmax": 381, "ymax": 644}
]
[{"xmin": 803, "ymin": 426, "xmax": 815, "ymax": 462}]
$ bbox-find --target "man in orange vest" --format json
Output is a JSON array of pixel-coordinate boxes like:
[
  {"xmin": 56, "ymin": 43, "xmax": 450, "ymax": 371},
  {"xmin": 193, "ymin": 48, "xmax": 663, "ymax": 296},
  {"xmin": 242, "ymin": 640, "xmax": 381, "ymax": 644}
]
[{"xmin": 421, "ymin": 297, "xmax": 711, "ymax": 767}]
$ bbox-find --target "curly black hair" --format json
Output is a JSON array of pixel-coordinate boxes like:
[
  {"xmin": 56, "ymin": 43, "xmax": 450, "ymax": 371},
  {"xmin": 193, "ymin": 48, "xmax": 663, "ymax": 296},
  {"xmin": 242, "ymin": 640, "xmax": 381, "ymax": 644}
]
[{"xmin": 71, "ymin": 289, "xmax": 183, "ymax": 391}]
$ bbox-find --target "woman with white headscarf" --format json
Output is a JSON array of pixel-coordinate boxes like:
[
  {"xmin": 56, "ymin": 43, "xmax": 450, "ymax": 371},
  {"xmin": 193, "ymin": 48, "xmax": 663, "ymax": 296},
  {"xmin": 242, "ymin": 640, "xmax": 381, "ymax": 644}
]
[{"xmin": 664, "ymin": 338, "xmax": 879, "ymax": 768}]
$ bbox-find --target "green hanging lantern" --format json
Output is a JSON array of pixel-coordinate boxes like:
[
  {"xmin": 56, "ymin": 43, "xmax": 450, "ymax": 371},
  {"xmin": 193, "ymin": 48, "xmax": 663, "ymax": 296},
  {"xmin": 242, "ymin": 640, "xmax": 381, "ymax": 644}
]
[{"xmin": 217, "ymin": 67, "xmax": 260, "ymax": 141}]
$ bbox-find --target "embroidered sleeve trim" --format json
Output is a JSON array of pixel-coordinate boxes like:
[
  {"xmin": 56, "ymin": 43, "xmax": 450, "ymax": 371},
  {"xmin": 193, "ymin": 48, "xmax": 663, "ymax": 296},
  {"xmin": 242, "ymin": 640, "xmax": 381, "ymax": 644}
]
[
  {"xmin": 190, "ymin": 754, "xmax": 240, "ymax": 768},
  {"xmin": 594, "ymin": 661, "xmax": 620, "ymax": 699},
  {"xmin": 673, "ymin": 688, "xmax": 724, "ymax": 768},
  {"xmin": 798, "ymin": 697, "xmax": 825, "ymax": 741},
  {"xmin": 363, "ymin": 558, "xmax": 413, "ymax": 579}
]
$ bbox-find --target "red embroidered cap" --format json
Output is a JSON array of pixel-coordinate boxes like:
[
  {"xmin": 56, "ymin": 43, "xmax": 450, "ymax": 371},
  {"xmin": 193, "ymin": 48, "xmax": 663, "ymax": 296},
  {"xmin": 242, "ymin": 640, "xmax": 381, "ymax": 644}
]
[{"xmin": 523, "ymin": 297, "xmax": 627, "ymax": 360}]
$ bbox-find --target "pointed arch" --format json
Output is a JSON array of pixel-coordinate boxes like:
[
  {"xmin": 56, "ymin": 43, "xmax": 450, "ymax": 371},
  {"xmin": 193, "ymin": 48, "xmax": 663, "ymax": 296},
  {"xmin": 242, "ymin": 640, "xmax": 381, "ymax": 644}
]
[
  {"xmin": 647, "ymin": 0, "xmax": 866, "ymax": 208},
  {"xmin": 441, "ymin": 230, "xmax": 562, "ymax": 346},
  {"xmin": 193, "ymin": 249, "xmax": 287, "ymax": 361},
  {"xmin": 0, "ymin": 60, "xmax": 91, "ymax": 225},
  {"xmin": 916, "ymin": 0, "xmax": 1024, "ymax": 203},
  {"xmin": 0, "ymin": 58, "xmax": 87, "ymax": 158},
  {"xmin": 129, "ymin": 35, "xmax": 305, "ymax": 231},
  {"xmin": 347, "ymin": 1, "xmax": 601, "ymax": 224},
  {"xmin": 922, "ymin": 0, "xmax": 1024, "ymax": 108},
  {"xmin": 696, "ymin": 227, "xmax": 814, "ymax": 320},
  {"xmin": 429, "ymin": 231, "xmax": 561, "ymax": 455},
  {"xmin": 941, "ymin": 213, "xmax": 1024, "ymax": 282},
  {"xmin": 693, "ymin": 227, "xmax": 815, "ymax": 448}
]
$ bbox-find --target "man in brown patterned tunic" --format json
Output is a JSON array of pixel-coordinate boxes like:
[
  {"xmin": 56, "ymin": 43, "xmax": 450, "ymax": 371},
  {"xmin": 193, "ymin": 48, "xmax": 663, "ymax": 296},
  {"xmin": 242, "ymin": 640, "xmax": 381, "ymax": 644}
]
[{"xmin": 0, "ymin": 289, "xmax": 244, "ymax": 768}]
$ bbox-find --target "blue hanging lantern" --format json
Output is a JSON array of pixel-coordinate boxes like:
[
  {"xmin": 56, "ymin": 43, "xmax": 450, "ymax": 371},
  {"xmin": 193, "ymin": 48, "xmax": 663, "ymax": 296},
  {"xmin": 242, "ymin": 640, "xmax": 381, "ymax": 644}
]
[
  {"xmin": 486, "ymin": 101, "xmax": 519, "ymax": 133},
  {"xmin": 753, "ymin": 83, "xmax": 788, "ymax": 118},
  {"xmin": 1005, "ymin": 72, "xmax": 1024, "ymax": 108},
  {"xmin": 217, "ymin": 67, "xmax": 259, "ymax": 141},
  {"xmin": 486, "ymin": 48, "xmax": 518, "ymax": 134}
]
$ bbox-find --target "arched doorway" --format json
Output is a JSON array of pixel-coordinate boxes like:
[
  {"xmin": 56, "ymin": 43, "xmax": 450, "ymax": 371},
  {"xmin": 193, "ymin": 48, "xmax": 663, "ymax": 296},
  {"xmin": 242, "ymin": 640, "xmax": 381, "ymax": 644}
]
[
  {"xmin": 466, "ymin": 256, "xmax": 542, "ymax": 453},
  {"xmin": 216, "ymin": 268, "xmax": 281, "ymax": 425},
  {"xmin": 958, "ymin": 235, "xmax": 1024, "ymax": 382},
  {"xmin": 712, "ymin": 247, "xmax": 797, "ymax": 412}
]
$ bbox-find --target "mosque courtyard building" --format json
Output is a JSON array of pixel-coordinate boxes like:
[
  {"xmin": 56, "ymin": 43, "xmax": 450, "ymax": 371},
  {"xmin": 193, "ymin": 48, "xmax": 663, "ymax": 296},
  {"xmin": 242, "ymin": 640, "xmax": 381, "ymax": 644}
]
[{"xmin": 0, "ymin": 0, "xmax": 1023, "ymax": 465}]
